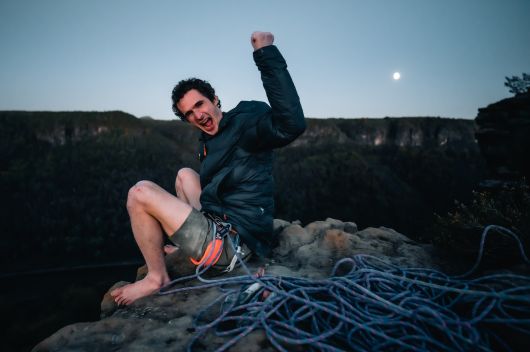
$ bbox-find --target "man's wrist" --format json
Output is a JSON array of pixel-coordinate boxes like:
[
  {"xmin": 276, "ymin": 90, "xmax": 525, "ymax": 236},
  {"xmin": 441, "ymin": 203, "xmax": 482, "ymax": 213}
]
[{"xmin": 253, "ymin": 44, "xmax": 273, "ymax": 52}]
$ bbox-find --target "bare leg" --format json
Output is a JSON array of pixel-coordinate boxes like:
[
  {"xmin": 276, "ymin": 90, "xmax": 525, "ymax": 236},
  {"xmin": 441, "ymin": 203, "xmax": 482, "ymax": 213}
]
[
  {"xmin": 111, "ymin": 180, "xmax": 193, "ymax": 305},
  {"xmin": 164, "ymin": 168, "xmax": 203, "ymax": 255},
  {"xmin": 175, "ymin": 167, "xmax": 202, "ymax": 210}
]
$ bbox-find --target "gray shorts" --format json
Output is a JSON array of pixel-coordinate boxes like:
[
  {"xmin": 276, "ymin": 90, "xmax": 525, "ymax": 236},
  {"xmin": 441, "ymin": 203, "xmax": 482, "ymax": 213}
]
[{"xmin": 168, "ymin": 208, "xmax": 251, "ymax": 269}]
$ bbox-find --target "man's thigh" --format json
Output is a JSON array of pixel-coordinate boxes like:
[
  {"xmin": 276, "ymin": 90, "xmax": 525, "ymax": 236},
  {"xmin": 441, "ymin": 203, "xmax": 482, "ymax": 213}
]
[{"xmin": 133, "ymin": 180, "xmax": 193, "ymax": 235}]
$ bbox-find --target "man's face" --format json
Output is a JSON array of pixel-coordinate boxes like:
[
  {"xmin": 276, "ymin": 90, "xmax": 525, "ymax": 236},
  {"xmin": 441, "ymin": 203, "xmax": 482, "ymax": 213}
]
[{"xmin": 177, "ymin": 89, "xmax": 222, "ymax": 135}]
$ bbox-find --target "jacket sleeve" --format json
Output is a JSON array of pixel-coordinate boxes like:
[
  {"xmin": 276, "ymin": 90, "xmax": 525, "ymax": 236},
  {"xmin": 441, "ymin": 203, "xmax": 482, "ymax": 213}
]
[{"xmin": 252, "ymin": 45, "xmax": 306, "ymax": 149}]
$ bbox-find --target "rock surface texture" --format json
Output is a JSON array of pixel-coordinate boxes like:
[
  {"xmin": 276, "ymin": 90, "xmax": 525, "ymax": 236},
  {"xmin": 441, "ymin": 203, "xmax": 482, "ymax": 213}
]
[{"xmin": 33, "ymin": 218, "xmax": 441, "ymax": 351}]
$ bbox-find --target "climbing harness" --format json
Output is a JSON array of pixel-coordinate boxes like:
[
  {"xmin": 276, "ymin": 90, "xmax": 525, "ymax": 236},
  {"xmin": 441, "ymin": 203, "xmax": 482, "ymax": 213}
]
[
  {"xmin": 160, "ymin": 225, "xmax": 530, "ymax": 351},
  {"xmin": 188, "ymin": 213, "xmax": 244, "ymax": 272}
]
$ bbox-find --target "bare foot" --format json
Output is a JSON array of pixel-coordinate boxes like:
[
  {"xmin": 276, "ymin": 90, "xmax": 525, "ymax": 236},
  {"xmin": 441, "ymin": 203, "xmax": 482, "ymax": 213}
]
[
  {"xmin": 110, "ymin": 273, "xmax": 169, "ymax": 305},
  {"xmin": 163, "ymin": 244, "xmax": 179, "ymax": 255}
]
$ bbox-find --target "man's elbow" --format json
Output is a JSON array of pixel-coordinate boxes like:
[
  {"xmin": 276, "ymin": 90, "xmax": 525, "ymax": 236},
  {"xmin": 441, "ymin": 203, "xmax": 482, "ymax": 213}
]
[
  {"xmin": 280, "ymin": 111, "xmax": 305, "ymax": 146},
  {"xmin": 292, "ymin": 108, "xmax": 306, "ymax": 138},
  {"xmin": 267, "ymin": 106, "xmax": 306, "ymax": 147},
  {"xmin": 293, "ymin": 120, "xmax": 305, "ymax": 140}
]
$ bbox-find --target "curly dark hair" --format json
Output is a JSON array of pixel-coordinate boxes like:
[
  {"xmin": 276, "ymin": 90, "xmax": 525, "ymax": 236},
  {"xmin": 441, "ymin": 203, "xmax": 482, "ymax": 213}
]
[{"xmin": 171, "ymin": 78, "xmax": 221, "ymax": 121}]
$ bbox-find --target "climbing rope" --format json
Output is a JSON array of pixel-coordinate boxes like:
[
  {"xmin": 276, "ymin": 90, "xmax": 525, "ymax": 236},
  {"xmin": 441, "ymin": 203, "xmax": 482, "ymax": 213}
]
[{"xmin": 159, "ymin": 225, "xmax": 530, "ymax": 351}]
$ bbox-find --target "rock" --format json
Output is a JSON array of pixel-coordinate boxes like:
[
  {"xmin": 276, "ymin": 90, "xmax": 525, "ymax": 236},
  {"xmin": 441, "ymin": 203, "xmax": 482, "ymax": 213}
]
[
  {"xmin": 304, "ymin": 220, "xmax": 337, "ymax": 238},
  {"xmin": 475, "ymin": 91, "xmax": 530, "ymax": 180},
  {"xmin": 272, "ymin": 224, "xmax": 312, "ymax": 256},
  {"xmin": 294, "ymin": 241, "xmax": 334, "ymax": 275},
  {"xmin": 396, "ymin": 243, "xmax": 436, "ymax": 268},
  {"xmin": 273, "ymin": 218, "xmax": 290, "ymax": 234},
  {"xmin": 33, "ymin": 322, "xmax": 94, "ymax": 352},
  {"xmin": 263, "ymin": 264, "xmax": 299, "ymax": 277},
  {"xmin": 324, "ymin": 217, "xmax": 345, "ymax": 230},
  {"xmin": 343, "ymin": 221, "xmax": 358, "ymax": 234},
  {"xmin": 33, "ymin": 218, "xmax": 441, "ymax": 351},
  {"xmin": 289, "ymin": 226, "xmax": 437, "ymax": 275}
]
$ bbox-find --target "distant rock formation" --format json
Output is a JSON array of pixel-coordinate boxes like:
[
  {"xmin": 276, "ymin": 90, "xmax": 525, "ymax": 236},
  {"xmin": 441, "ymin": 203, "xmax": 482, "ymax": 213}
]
[
  {"xmin": 0, "ymin": 110, "xmax": 144, "ymax": 145},
  {"xmin": 475, "ymin": 91, "xmax": 530, "ymax": 181},
  {"xmin": 294, "ymin": 117, "xmax": 477, "ymax": 151},
  {"xmin": 33, "ymin": 218, "xmax": 441, "ymax": 351},
  {"xmin": 1, "ymin": 111, "xmax": 478, "ymax": 151}
]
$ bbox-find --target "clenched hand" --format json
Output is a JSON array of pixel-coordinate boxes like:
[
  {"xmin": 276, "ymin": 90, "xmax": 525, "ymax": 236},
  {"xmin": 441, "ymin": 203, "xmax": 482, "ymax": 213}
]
[{"xmin": 251, "ymin": 31, "xmax": 274, "ymax": 51}]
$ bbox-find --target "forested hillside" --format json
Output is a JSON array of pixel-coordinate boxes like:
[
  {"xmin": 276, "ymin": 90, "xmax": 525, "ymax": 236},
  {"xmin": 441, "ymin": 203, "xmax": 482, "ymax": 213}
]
[{"xmin": 0, "ymin": 111, "xmax": 486, "ymax": 272}]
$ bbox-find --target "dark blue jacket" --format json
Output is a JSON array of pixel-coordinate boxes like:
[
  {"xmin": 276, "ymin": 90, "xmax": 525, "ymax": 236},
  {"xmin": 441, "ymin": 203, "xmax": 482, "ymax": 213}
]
[{"xmin": 198, "ymin": 45, "xmax": 305, "ymax": 257}]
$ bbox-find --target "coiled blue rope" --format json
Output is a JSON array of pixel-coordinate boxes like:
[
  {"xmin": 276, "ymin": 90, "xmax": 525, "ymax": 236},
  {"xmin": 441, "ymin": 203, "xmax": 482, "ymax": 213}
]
[{"xmin": 159, "ymin": 225, "xmax": 530, "ymax": 351}]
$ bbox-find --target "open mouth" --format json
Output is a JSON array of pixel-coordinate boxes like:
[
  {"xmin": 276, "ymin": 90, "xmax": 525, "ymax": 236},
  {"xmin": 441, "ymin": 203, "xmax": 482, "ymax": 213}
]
[{"xmin": 200, "ymin": 117, "xmax": 213, "ymax": 129}]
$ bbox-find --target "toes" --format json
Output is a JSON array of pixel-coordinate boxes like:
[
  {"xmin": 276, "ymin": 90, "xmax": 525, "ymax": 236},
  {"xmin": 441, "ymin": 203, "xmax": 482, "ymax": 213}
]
[
  {"xmin": 111, "ymin": 286, "xmax": 125, "ymax": 297},
  {"xmin": 116, "ymin": 296, "xmax": 126, "ymax": 306},
  {"xmin": 113, "ymin": 292, "xmax": 126, "ymax": 305}
]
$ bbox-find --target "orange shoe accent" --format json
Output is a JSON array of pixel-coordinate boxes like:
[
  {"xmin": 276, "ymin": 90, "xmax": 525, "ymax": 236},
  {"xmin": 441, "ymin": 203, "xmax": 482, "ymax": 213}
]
[{"xmin": 189, "ymin": 238, "xmax": 223, "ymax": 267}]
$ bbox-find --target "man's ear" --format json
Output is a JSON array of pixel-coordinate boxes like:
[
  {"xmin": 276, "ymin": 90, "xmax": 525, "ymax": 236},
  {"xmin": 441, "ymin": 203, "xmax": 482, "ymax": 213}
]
[{"xmin": 214, "ymin": 95, "xmax": 221, "ymax": 109}]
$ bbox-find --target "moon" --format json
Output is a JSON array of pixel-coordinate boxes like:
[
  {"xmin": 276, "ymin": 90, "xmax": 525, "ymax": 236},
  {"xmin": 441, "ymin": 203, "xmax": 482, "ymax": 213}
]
[{"xmin": 393, "ymin": 72, "xmax": 401, "ymax": 80}]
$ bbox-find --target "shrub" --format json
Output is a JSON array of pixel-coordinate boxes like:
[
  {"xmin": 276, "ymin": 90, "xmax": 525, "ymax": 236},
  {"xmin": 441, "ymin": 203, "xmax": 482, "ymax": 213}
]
[{"xmin": 433, "ymin": 180, "xmax": 530, "ymax": 266}]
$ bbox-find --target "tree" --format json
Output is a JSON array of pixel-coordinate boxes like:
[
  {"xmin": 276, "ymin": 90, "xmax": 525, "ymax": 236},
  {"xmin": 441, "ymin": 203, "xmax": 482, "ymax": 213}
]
[{"xmin": 504, "ymin": 73, "xmax": 530, "ymax": 95}]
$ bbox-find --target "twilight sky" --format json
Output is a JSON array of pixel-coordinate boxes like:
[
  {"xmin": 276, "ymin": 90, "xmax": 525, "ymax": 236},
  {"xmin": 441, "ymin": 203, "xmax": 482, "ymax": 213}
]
[{"xmin": 1, "ymin": 0, "xmax": 529, "ymax": 119}]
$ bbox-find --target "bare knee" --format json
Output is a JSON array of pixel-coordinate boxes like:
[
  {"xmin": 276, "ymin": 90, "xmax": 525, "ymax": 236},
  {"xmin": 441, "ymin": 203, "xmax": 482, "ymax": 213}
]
[
  {"xmin": 127, "ymin": 180, "xmax": 157, "ymax": 211},
  {"xmin": 176, "ymin": 167, "xmax": 198, "ymax": 192}
]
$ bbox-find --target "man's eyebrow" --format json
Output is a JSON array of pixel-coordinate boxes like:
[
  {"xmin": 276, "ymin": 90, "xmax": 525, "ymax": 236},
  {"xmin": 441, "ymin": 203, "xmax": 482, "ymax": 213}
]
[{"xmin": 184, "ymin": 99, "xmax": 203, "ymax": 117}]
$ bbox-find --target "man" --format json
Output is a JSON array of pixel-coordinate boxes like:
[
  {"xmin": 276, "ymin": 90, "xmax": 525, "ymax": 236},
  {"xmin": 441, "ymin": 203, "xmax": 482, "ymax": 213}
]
[{"xmin": 111, "ymin": 31, "xmax": 305, "ymax": 305}]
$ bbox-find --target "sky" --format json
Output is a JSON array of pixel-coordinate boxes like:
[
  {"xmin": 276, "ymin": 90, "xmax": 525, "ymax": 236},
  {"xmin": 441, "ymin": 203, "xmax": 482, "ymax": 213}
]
[{"xmin": 1, "ymin": 0, "xmax": 529, "ymax": 120}]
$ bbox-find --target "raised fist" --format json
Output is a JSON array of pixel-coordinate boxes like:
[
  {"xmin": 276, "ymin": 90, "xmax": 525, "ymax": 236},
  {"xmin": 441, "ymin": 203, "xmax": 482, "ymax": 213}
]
[{"xmin": 251, "ymin": 31, "xmax": 274, "ymax": 51}]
